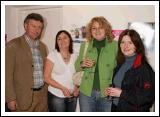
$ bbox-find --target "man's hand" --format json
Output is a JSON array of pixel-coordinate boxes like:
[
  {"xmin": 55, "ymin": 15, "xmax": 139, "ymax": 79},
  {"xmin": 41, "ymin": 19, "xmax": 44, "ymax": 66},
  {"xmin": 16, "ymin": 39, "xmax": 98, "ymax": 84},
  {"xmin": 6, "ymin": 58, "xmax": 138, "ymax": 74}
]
[{"xmin": 7, "ymin": 100, "xmax": 18, "ymax": 111}]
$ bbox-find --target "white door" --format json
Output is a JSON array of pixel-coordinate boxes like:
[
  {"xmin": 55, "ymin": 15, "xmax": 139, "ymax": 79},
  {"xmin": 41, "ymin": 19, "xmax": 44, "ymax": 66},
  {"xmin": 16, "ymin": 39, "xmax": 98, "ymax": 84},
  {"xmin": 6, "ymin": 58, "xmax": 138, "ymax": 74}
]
[{"xmin": 18, "ymin": 6, "xmax": 63, "ymax": 52}]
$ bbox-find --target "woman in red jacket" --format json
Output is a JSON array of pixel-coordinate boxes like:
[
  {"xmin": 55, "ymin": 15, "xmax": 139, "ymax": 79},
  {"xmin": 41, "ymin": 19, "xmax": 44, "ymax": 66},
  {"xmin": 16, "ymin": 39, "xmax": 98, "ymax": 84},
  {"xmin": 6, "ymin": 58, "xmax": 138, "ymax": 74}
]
[{"xmin": 105, "ymin": 29, "xmax": 155, "ymax": 112}]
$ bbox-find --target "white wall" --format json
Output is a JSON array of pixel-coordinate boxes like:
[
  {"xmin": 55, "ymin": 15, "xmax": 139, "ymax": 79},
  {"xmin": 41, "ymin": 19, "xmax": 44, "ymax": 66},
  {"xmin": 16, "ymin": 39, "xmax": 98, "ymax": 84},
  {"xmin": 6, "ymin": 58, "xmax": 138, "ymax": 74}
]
[
  {"xmin": 62, "ymin": 5, "xmax": 154, "ymax": 31},
  {"xmin": 5, "ymin": 6, "xmax": 19, "ymax": 41},
  {"xmin": 5, "ymin": 5, "xmax": 155, "ymax": 43}
]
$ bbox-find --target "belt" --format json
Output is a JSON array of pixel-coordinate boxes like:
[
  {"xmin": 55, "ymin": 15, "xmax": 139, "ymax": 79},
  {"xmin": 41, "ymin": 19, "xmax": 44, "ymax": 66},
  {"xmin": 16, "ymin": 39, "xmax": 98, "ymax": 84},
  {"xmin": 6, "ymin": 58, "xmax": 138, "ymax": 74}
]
[{"xmin": 32, "ymin": 85, "xmax": 44, "ymax": 91}]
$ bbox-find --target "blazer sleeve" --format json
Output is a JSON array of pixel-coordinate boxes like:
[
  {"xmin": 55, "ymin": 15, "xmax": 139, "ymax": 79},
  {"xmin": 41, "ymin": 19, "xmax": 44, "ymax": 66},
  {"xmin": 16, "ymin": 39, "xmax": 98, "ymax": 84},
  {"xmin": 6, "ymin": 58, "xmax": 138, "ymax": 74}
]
[{"xmin": 5, "ymin": 41, "xmax": 17, "ymax": 103}]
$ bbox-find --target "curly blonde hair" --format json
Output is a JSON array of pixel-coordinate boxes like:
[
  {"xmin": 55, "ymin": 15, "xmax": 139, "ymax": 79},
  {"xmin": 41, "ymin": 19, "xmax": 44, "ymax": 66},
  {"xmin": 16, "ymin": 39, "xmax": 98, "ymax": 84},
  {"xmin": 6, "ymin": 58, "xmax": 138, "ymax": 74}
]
[{"xmin": 86, "ymin": 16, "xmax": 113, "ymax": 42}]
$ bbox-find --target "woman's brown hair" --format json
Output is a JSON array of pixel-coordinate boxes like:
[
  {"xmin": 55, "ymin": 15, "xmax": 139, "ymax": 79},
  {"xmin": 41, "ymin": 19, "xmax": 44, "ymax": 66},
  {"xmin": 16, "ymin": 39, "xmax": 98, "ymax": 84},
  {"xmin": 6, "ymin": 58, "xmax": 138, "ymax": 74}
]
[{"xmin": 117, "ymin": 29, "xmax": 147, "ymax": 65}]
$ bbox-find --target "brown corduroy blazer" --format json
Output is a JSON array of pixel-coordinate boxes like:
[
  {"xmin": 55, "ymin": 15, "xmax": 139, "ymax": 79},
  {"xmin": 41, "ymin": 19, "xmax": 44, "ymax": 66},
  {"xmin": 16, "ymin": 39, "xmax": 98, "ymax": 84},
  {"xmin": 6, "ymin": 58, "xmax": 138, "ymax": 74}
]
[{"xmin": 5, "ymin": 35, "xmax": 48, "ymax": 110}]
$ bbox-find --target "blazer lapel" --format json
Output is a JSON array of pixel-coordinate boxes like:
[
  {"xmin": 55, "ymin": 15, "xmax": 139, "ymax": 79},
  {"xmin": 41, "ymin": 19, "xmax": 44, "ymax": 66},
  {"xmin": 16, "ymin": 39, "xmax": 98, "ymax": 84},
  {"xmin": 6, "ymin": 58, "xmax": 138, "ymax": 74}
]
[{"xmin": 20, "ymin": 35, "xmax": 32, "ymax": 63}]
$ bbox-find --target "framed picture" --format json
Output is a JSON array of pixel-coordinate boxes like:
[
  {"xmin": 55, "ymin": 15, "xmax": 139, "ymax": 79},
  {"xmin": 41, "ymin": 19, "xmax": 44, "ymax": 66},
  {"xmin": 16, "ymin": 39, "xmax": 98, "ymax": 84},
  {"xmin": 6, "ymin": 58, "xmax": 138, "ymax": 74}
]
[
  {"xmin": 70, "ymin": 26, "xmax": 87, "ymax": 53},
  {"xmin": 112, "ymin": 30, "xmax": 124, "ymax": 41}
]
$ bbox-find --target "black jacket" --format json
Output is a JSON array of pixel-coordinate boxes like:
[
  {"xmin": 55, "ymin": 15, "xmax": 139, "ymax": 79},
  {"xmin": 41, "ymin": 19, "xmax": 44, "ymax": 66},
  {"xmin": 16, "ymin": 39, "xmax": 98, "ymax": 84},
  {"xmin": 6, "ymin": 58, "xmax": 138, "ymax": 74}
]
[{"xmin": 112, "ymin": 54, "xmax": 155, "ymax": 112}]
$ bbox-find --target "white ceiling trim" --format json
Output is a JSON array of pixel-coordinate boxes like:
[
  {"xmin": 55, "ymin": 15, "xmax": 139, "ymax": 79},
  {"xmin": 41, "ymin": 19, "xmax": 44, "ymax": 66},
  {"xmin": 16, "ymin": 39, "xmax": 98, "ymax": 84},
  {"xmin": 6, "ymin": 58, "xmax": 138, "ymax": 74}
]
[{"xmin": 12, "ymin": 5, "xmax": 62, "ymax": 11}]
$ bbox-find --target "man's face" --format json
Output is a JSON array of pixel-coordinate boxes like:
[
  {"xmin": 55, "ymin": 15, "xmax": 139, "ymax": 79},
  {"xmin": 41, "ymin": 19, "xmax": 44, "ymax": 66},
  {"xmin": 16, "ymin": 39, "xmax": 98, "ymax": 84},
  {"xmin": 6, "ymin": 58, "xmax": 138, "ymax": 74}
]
[{"xmin": 24, "ymin": 19, "xmax": 43, "ymax": 40}]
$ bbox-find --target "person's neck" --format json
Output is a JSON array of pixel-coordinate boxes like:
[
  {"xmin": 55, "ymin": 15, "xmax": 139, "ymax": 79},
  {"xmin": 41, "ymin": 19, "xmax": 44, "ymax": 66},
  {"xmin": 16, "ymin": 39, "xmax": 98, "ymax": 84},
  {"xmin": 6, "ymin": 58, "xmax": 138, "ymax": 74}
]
[
  {"xmin": 93, "ymin": 38, "xmax": 105, "ymax": 48},
  {"xmin": 125, "ymin": 53, "xmax": 137, "ymax": 62},
  {"xmin": 25, "ymin": 34, "xmax": 37, "ymax": 42},
  {"xmin": 60, "ymin": 48, "xmax": 70, "ymax": 55},
  {"xmin": 60, "ymin": 49, "xmax": 70, "ymax": 63},
  {"xmin": 125, "ymin": 53, "xmax": 137, "ymax": 58}
]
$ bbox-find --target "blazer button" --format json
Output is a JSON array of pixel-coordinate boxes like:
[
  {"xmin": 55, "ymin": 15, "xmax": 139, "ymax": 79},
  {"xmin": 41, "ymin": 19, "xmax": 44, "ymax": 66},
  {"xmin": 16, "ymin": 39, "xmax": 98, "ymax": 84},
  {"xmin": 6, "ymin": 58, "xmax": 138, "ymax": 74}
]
[
  {"xmin": 32, "ymin": 65, "xmax": 34, "ymax": 67},
  {"xmin": 106, "ymin": 64, "xmax": 110, "ymax": 67}
]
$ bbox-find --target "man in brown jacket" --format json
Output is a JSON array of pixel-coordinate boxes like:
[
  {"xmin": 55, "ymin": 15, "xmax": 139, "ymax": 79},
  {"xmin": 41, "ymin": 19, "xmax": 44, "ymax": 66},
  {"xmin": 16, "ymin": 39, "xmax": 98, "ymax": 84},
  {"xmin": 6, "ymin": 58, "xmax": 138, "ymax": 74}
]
[{"xmin": 5, "ymin": 13, "xmax": 48, "ymax": 112}]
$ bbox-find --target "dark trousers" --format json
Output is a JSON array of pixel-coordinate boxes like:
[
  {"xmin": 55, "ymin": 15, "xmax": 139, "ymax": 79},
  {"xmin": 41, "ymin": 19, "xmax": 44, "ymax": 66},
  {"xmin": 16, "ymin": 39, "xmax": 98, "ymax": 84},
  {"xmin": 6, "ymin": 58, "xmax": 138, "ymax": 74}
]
[{"xmin": 48, "ymin": 92, "xmax": 77, "ymax": 112}]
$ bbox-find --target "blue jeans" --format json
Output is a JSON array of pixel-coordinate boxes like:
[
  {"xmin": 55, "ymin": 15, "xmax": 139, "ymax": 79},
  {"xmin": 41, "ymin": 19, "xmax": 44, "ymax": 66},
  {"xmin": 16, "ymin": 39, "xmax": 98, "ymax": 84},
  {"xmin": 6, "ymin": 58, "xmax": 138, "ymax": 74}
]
[
  {"xmin": 48, "ymin": 92, "xmax": 77, "ymax": 112},
  {"xmin": 79, "ymin": 90, "xmax": 112, "ymax": 112}
]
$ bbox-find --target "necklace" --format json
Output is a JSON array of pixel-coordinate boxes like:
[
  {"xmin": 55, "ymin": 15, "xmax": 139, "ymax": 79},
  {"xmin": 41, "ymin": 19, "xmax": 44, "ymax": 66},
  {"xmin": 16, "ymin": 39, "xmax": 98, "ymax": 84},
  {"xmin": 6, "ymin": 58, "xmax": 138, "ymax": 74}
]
[{"xmin": 61, "ymin": 52, "xmax": 70, "ymax": 62}]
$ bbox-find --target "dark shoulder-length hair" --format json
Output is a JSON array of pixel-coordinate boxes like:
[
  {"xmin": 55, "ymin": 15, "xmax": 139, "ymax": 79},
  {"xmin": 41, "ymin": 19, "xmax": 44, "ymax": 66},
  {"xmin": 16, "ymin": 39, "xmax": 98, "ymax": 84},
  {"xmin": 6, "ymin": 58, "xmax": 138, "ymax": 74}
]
[
  {"xmin": 55, "ymin": 30, "xmax": 73, "ymax": 54},
  {"xmin": 117, "ymin": 29, "xmax": 147, "ymax": 65}
]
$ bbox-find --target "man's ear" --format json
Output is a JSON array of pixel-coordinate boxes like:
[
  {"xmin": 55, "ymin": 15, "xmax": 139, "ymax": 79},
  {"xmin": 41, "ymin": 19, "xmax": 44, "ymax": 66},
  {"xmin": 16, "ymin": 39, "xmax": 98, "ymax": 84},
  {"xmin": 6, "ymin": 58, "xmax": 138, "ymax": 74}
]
[{"xmin": 24, "ymin": 23, "xmax": 27, "ymax": 30}]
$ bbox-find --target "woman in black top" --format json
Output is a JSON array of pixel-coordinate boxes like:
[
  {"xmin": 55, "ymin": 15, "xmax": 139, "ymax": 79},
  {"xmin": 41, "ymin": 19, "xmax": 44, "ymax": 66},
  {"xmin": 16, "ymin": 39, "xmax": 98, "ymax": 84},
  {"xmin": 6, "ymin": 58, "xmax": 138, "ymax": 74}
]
[{"xmin": 105, "ymin": 29, "xmax": 155, "ymax": 112}]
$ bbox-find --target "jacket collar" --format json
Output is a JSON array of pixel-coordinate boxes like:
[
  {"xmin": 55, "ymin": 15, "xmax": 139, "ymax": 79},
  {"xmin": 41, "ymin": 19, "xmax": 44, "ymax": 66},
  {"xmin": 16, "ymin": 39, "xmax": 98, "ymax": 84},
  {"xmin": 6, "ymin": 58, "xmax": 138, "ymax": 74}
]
[
  {"xmin": 133, "ymin": 54, "xmax": 142, "ymax": 68},
  {"xmin": 114, "ymin": 54, "xmax": 143, "ymax": 75}
]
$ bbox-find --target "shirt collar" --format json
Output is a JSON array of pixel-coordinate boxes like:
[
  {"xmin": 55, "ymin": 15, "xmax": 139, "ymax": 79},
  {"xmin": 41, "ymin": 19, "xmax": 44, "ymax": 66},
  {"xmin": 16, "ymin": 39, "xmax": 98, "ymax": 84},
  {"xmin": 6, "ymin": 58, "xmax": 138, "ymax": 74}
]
[{"xmin": 25, "ymin": 34, "xmax": 39, "ymax": 48}]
